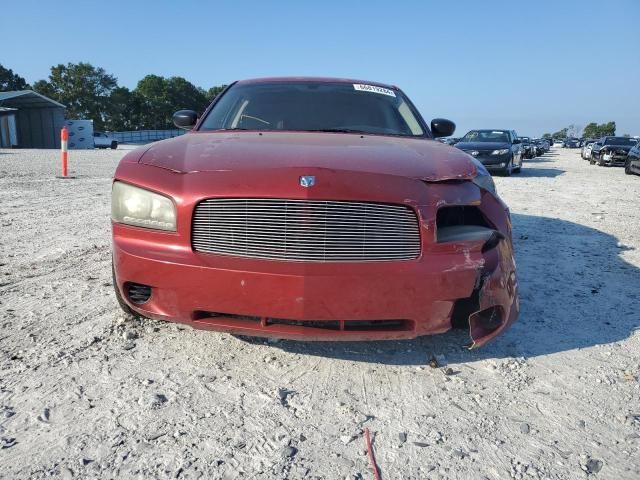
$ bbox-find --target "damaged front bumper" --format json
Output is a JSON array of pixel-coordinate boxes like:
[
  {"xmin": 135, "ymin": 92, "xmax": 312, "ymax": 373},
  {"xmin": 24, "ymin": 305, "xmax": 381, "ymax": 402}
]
[{"xmin": 112, "ymin": 174, "xmax": 519, "ymax": 348}]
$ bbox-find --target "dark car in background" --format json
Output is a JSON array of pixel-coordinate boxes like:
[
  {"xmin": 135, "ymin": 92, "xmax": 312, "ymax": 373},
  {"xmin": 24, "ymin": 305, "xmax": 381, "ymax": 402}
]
[
  {"xmin": 436, "ymin": 137, "xmax": 460, "ymax": 145},
  {"xmin": 625, "ymin": 140, "xmax": 640, "ymax": 175},
  {"xmin": 531, "ymin": 139, "xmax": 546, "ymax": 156},
  {"xmin": 456, "ymin": 129, "xmax": 523, "ymax": 176},
  {"xmin": 517, "ymin": 137, "xmax": 535, "ymax": 159},
  {"xmin": 590, "ymin": 136, "xmax": 638, "ymax": 166},
  {"xmin": 564, "ymin": 138, "xmax": 580, "ymax": 148}
]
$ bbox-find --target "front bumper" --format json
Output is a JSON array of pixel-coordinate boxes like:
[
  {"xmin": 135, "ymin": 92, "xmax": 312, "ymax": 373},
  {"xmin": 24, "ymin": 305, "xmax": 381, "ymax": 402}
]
[
  {"xmin": 112, "ymin": 168, "xmax": 519, "ymax": 347},
  {"xmin": 475, "ymin": 154, "xmax": 510, "ymax": 170},
  {"xmin": 602, "ymin": 153, "xmax": 628, "ymax": 166}
]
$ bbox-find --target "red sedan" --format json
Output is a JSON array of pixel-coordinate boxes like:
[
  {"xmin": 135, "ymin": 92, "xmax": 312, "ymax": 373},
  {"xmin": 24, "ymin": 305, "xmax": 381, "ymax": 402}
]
[{"xmin": 111, "ymin": 78, "xmax": 518, "ymax": 347}]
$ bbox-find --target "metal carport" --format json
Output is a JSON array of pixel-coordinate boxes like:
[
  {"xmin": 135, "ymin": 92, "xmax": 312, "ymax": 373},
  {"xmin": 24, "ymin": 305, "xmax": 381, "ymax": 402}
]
[{"xmin": 0, "ymin": 90, "xmax": 66, "ymax": 148}]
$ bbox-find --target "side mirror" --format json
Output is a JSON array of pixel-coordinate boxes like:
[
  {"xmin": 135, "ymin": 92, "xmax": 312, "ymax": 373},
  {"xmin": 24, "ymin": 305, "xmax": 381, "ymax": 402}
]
[
  {"xmin": 173, "ymin": 110, "xmax": 198, "ymax": 130},
  {"xmin": 513, "ymin": 139, "xmax": 521, "ymax": 144},
  {"xmin": 430, "ymin": 118, "xmax": 456, "ymax": 138}
]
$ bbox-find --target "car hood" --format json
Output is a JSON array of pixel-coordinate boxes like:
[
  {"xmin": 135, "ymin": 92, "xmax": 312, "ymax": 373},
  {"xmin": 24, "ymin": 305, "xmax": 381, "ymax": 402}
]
[
  {"xmin": 138, "ymin": 131, "xmax": 478, "ymax": 181},
  {"xmin": 455, "ymin": 141, "xmax": 511, "ymax": 151},
  {"xmin": 603, "ymin": 145, "xmax": 632, "ymax": 151}
]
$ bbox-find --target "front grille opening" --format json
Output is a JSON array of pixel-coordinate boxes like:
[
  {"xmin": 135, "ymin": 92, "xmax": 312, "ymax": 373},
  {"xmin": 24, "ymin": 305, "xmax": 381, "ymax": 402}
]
[
  {"xmin": 343, "ymin": 319, "xmax": 413, "ymax": 331},
  {"xmin": 266, "ymin": 318, "xmax": 341, "ymax": 330},
  {"xmin": 191, "ymin": 198, "xmax": 421, "ymax": 262},
  {"xmin": 192, "ymin": 312, "xmax": 413, "ymax": 332},
  {"xmin": 193, "ymin": 311, "xmax": 261, "ymax": 322},
  {"xmin": 436, "ymin": 206, "xmax": 491, "ymax": 229},
  {"xmin": 125, "ymin": 282, "xmax": 152, "ymax": 304}
]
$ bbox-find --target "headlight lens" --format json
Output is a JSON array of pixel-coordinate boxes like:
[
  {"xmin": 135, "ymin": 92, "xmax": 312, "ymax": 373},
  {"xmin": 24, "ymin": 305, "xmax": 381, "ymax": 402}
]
[
  {"xmin": 491, "ymin": 149, "xmax": 510, "ymax": 155},
  {"xmin": 469, "ymin": 158, "xmax": 497, "ymax": 195},
  {"xmin": 112, "ymin": 181, "xmax": 176, "ymax": 231}
]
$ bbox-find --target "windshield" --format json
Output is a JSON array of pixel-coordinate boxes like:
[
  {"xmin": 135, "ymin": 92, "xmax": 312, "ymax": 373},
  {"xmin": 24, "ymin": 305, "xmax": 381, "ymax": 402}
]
[
  {"xmin": 461, "ymin": 130, "xmax": 510, "ymax": 143},
  {"xmin": 604, "ymin": 137, "xmax": 638, "ymax": 146},
  {"xmin": 198, "ymin": 81, "xmax": 425, "ymax": 137}
]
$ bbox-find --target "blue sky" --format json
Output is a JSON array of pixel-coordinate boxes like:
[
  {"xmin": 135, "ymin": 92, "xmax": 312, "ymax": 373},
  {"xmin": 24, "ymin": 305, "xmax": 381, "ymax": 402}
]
[{"xmin": 2, "ymin": 0, "xmax": 639, "ymax": 136}]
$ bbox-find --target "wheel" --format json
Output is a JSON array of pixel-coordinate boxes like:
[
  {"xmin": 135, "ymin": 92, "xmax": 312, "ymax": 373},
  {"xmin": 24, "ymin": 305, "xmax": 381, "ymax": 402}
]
[
  {"xmin": 625, "ymin": 161, "xmax": 632, "ymax": 175},
  {"xmin": 110, "ymin": 141, "xmax": 118, "ymax": 150},
  {"xmin": 502, "ymin": 160, "xmax": 513, "ymax": 177},
  {"xmin": 112, "ymin": 261, "xmax": 138, "ymax": 317},
  {"xmin": 589, "ymin": 157, "xmax": 596, "ymax": 165}
]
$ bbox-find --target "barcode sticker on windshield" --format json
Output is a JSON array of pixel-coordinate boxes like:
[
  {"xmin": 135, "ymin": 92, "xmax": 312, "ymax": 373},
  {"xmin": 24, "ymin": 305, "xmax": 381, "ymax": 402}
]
[{"xmin": 353, "ymin": 84, "xmax": 396, "ymax": 97}]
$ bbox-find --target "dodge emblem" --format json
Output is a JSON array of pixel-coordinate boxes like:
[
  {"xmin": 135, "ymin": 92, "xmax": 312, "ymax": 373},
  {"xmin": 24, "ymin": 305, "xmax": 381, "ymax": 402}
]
[{"xmin": 300, "ymin": 175, "xmax": 316, "ymax": 187}]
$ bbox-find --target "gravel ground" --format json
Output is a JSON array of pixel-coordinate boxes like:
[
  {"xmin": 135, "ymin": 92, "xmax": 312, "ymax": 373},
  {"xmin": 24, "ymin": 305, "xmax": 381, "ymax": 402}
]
[{"xmin": 0, "ymin": 145, "xmax": 639, "ymax": 480}]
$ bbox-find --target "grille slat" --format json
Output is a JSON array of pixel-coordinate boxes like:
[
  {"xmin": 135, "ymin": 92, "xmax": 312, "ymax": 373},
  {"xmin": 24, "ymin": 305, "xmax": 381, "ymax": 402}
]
[{"xmin": 192, "ymin": 198, "xmax": 420, "ymax": 262}]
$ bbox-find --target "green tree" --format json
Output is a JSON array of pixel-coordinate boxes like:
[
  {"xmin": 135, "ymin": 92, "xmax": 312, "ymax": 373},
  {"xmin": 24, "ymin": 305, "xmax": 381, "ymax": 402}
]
[
  {"xmin": 542, "ymin": 133, "xmax": 552, "ymax": 139},
  {"xmin": 33, "ymin": 62, "xmax": 118, "ymax": 130},
  {"xmin": 600, "ymin": 121, "xmax": 616, "ymax": 136},
  {"xmin": 206, "ymin": 85, "xmax": 227, "ymax": 101},
  {"xmin": 551, "ymin": 127, "xmax": 569, "ymax": 139},
  {"xmin": 0, "ymin": 64, "xmax": 30, "ymax": 90},
  {"xmin": 135, "ymin": 75, "xmax": 209, "ymax": 129},
  {"xmin": 582, "ymin": 121, "xmax": 616, "ymax": 138},
  {"xmin": 582, "ymin": 122, "xmax": 600, "ymax": 139},
  {"xmin": 103, "ymin": 87, "xmax": 144, "ymax": 131}
]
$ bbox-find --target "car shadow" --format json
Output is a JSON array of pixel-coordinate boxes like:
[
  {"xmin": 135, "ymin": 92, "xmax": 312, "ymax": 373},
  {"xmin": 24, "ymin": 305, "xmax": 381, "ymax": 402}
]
[
  {"xmin": 516, "ymin": 167, "xmax": 565, "ymax": 178},
  {"xmin": 265, "ymin": 213, "xmax": 639, "ymax": 365},
  {"xmin": 526, "ymin": 157, "xmax": 554, "ymax": 163}
]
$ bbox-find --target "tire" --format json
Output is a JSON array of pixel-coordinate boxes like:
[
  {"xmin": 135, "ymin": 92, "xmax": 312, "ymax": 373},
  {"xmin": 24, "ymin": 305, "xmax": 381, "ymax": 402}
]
[
  {"xmin": 589, "ymin": 157, "xmax": 596, "ymax": 165},
  {"xmin": 502, "ymin": 160, "xmax": 513, "ymax": 177},
  {"xmin": 112, "ymin": 261, "xmax": 138, "ymax": 317},
  {"xmin": 110, "ymin": 141, "xmax": 118, "ymax": 150},
  {"xmin": 625, "ymin": 161, "xmax": 632, "ymax": 175}
]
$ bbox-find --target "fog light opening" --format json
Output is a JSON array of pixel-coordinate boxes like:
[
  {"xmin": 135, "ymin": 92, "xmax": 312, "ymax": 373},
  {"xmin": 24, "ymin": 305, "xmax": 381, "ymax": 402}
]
[
  {"xmin": 469, "ymin": 306, "xmax": 504, "ymax": 345},
  {"xmin": 125, "ymin": 282, "xmax": 152, "ymax": 304}
]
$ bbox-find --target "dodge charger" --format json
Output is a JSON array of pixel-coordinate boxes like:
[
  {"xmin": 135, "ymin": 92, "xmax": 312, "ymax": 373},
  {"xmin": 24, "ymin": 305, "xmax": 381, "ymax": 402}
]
[{"xmin": 111, "ymin": 77, "xmax": 519, "ymax": 347}]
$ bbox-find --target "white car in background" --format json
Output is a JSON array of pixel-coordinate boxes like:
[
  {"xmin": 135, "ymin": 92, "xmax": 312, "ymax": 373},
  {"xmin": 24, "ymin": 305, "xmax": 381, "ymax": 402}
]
[
  {"xmin": 93, "ymin": 131, "xmax": 118, "ymax": 149},
  {"xmin": 581, "ymin": 141, "xmax": 596, "ymax": 160}
]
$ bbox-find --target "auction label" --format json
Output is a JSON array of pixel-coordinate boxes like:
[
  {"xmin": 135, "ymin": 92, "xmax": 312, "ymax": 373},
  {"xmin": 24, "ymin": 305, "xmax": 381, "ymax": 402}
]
[{"xmin": 353, "ymin": 84, "xmax": 396, "ymax": 97}]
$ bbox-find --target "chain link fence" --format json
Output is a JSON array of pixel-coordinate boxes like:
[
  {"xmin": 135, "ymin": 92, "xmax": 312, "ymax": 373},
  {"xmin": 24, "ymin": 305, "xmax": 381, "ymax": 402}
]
[{"xmin": 106, "ymin": 129, "xmax": 186, "ymax": 144}]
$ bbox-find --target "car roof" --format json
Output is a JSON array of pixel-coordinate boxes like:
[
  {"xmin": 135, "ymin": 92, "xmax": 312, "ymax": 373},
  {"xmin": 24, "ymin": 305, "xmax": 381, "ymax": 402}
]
[{"xmin": 234, "ymin": 77, "xmax": 398, "ymax": 90}]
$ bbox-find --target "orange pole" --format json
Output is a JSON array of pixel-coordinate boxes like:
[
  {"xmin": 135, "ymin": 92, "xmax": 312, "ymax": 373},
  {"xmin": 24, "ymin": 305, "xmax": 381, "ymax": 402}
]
[{"xmin": 61, "ymin": 127, "xmax": 68, "ymax": 177}]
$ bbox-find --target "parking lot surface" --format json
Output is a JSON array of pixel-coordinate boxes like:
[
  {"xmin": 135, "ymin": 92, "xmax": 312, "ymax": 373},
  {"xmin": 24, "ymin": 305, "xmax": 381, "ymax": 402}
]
[{"xmin": 0, "ymin": 146, "xmax": 639, "ymax": 479}]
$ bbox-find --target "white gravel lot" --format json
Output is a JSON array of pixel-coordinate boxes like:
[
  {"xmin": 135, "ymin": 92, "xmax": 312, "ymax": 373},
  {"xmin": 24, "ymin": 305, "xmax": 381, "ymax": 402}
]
[{"xmin": 0, "ymin": 145, "xmax": 639, "ymax": 480}]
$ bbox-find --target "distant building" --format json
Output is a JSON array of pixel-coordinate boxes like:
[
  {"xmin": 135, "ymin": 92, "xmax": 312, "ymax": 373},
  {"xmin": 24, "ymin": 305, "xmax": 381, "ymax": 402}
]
[{"xmin": 0, "ymin": 90, "xmax": 65, "ymax": 148}]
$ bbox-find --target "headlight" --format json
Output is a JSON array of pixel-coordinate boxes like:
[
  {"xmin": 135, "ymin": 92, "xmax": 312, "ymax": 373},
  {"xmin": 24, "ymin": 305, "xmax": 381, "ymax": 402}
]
[
  {"xmin": 469, "ymin": 158, "xmax": 497, "ymax": 195},
  {"xmin": 491, "ymin": 149, "xmax": 510, "ymax": 155},
  {"xmin": 112, "ymin": 181, "xmax": 176, "ymax": 231}
]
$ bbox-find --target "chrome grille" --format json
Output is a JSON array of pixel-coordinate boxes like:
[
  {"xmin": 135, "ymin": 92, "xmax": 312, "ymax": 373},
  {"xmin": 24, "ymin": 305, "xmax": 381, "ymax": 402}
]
[{"xmin": 192, "ymin": 198, "xmax": 421, "ymax": 262}]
